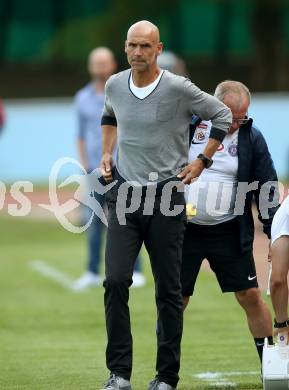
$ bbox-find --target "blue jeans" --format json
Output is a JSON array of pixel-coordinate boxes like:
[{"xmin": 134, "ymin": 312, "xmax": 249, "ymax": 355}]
[{"xmin": 87, "ymin": 192, "xmax": 141, "ymax": 274}]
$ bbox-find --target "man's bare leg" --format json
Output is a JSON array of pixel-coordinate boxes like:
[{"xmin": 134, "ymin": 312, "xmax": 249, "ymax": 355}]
[
  {"xmin": 235, "ymin": 287, "xmax": 272, "ymax": 362},
  {"xmin": 271, "ymin": 236, "xmax": 289, "ymax": 324}
]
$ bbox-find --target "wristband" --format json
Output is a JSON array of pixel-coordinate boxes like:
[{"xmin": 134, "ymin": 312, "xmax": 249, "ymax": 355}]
[
  {"xmin": 197, "ymin": 153, "xmax": 213, "ymax": 169},
  {"xmin": 274, "ymin": 318, "xmax": 289, "ymax": 328}
]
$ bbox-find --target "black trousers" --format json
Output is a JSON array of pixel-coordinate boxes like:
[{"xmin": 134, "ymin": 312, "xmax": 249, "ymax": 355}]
[{"xmin": 103, "ymin": 178, "xmax": 185, "ymax": 388}]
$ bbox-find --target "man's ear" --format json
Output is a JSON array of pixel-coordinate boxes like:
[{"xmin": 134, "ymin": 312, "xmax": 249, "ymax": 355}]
[
  {"xmin": 124, "ymin": 40, "xmax": 128, "ymax": 53},
  {"xmin": 157, "ymin": 42, "xmax": 163, "ymax": 56}
]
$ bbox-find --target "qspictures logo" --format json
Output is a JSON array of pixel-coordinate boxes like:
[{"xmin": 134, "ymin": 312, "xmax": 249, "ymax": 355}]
[{"xmin": 0, "ymin": 157, "xmax": 286, "ymax": 233}]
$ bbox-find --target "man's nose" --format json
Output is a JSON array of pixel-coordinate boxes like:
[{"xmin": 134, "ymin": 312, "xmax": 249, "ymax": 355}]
[{"xmin": 134, "ymin": 46, "xmax": 142, "ymax": 55}]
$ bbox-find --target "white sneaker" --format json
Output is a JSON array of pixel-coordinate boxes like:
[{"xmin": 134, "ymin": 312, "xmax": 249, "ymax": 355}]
[
  {"xmin": 73, "ymin": 271, "xmax": 102, "ymax": 291},
  {"xmin": 132, "ymin": 272, "xmax": 146, "ymax": 288}
]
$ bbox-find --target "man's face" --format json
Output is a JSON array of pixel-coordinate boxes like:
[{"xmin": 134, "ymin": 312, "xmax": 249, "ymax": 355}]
[
  {"xmin": 89, "ymin": 53, "xmax": 116, "ymax": 82},
  {"xmin": 224, "ymin": 95, "xmax": 250, "ymax": 134},
  {"xmin": 125, "ymin": 31, "xmax": 162, "ymax": 72}
]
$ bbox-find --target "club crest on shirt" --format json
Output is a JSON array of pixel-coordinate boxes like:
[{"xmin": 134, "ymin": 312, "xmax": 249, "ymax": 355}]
[
  {"xmin": 195, "ymin": 130, "xmax": 205, "ymax": 141},
  {"xmin": 228, "ymin": 142, "xmax": 238, "ymax": 157},
  {"xmin": 192, "ymin": 121, "xmax": 210, "ymax": 144}
]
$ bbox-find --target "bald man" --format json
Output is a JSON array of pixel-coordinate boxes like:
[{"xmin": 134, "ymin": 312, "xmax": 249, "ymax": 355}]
[
  {"xmin": 74, "ymin": 47, "xmax": 145, "ymax": 291},
  {"xmin": 99, "ymin": 21, "xmax": 232, "ymax": 390},
  {"xmin": 182, "ymin": 80, "xmax": 278, "ymax": 368}
]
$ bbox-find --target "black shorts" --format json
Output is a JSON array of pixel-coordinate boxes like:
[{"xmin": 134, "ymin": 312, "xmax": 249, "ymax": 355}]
[{"xmin": 181, "ymin": 218, "xmax": 258, "ymax": 295}]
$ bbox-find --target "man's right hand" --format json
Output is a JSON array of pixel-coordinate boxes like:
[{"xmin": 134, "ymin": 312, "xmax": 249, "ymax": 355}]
[{"xmin": 100, "ymin": 153, "xmax": 114, "ymax": 182}]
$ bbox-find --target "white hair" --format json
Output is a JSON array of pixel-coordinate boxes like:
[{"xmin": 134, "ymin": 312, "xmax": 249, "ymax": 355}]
[{"xmin": 214, "ymin": 80, "xmax": 251, "ymax": 104}]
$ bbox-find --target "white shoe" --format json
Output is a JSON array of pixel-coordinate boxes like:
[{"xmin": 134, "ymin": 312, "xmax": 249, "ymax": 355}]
[
  {"xmin": 73, "ymin": 271, "xmax": 102, "ymax": 291},
  {"xmin": 132, "ymin": 272, "xmax": 146, "ymax": 288}
]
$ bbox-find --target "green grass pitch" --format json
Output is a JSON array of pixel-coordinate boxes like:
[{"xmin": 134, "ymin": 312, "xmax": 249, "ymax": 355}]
[{"xmin": 0, "ymin": 215, "xmax": 267, "ymax": 389}]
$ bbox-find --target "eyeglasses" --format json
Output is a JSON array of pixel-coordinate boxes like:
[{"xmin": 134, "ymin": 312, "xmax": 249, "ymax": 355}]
[{"xmin": 232, "ymin": 114, "xmax": 249, "ymax": 126}]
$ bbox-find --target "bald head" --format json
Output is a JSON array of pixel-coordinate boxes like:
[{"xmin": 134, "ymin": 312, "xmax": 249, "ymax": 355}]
[
  {"xmin": 88, "ymin": 47, "xmax": 116, "ymax": 82},
  {"xmin": 125, "ymin": 21, "xmax": 163, "ymax": 74},
  {"xmin": 127, "ymin": 20, "xmax": 160, "ymax": 43}
]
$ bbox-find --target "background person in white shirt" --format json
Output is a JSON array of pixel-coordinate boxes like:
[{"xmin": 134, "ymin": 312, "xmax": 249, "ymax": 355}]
[{"xmin": 181, "ymin": 80, "xmax": 279, "ymax": 365}]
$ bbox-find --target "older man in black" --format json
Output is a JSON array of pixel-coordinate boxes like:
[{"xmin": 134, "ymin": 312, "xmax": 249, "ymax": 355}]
[{"xmin": 182, "ymin": 80, "xmax": 279, "ymax": 367}]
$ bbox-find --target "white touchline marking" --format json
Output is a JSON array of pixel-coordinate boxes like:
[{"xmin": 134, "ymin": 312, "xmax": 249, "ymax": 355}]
[
  {"xmin": 29, "ymin": 260, "xmax": 74, "ymax": 291},
  {"xmin": 208, "ymin": 382, "xmax": 236, "ymax": 388},
  {"xmin": 192, "ymin": 371, "xmax": 259, "ymax": 388},
  {"xmin": 195, "ymin": 372, "xmax": 222, "ymax": 379},
  {"xmin": 193, "ymin": 371, "xmax": 259, "ymax": 379}
]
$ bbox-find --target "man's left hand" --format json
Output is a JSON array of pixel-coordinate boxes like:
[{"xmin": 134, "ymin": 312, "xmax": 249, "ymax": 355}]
[{"xmin": 177, "ymin": 159, "xmax": 204, "ymax": 184}]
